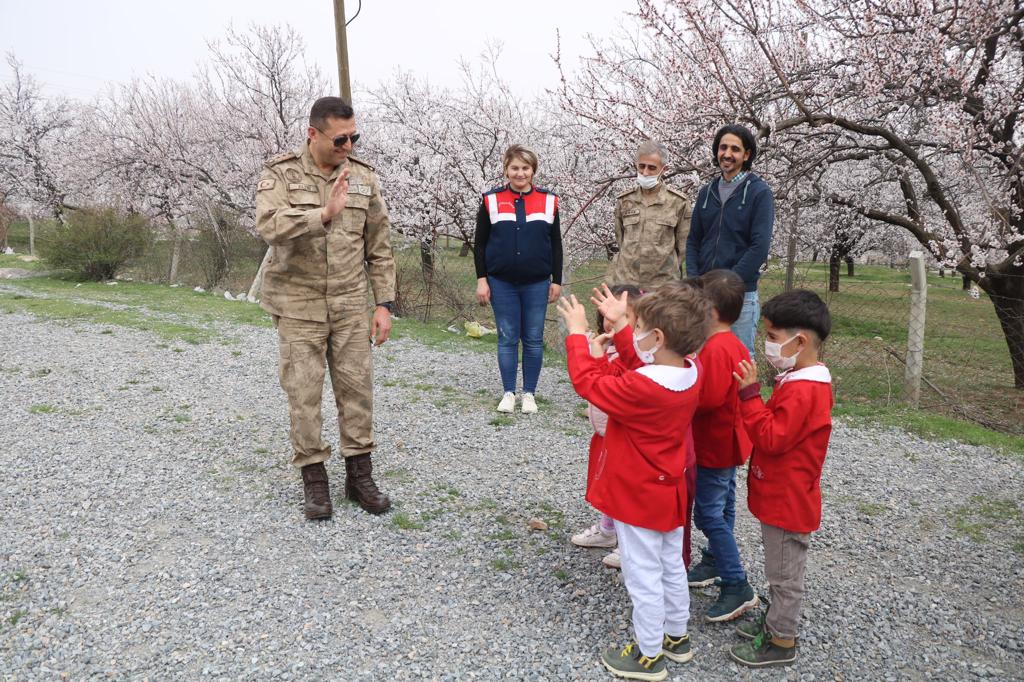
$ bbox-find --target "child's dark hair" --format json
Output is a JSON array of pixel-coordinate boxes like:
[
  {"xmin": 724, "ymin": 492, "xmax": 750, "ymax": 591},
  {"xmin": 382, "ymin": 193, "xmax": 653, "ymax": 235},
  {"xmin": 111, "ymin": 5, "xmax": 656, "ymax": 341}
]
[
  {"xmin": 696, "ymin": 269, "xmax": 745, "ymax": 324},
  {"xmin": 761, "ymin": 289, "xmax": 832, "ymax": 344},
  {"xmin": 596, "ymin": 284, "xmax": 643, "ymax": 331},
  {"xmin": 633, "ymin": 281, "xmax": 710, "ymax": 356}
]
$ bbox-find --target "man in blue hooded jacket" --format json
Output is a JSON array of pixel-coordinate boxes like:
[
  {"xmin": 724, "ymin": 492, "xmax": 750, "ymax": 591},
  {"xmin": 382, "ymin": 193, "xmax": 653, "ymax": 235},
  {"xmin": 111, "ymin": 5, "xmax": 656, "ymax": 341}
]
[{"xmin": 685, "ymin": 124, "xmax": 774, "ymax": 355}]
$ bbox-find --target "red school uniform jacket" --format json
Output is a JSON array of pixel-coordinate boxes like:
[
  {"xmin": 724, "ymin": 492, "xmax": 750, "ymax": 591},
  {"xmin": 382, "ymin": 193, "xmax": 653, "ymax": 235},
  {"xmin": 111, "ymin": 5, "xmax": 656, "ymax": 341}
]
[
  {"xmin": 567, "ymin": 326, "xmax": 701, "ymax": 532},
  {"xmin": 739, "ymin": 364, "xmax": 834, "ymax": 533},
  {"xmin": 694, "ymin": 330, "xmax": 753, "ymax": 469}
]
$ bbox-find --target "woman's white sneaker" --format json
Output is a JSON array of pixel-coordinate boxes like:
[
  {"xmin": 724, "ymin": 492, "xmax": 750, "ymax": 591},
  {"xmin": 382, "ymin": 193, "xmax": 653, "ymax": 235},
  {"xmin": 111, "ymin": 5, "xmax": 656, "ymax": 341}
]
[
  {"xmin": 602, "ymin": 548, "xmax": 622, "ymax": 569},
  {"xmin": 521, "ymin": 393, "xmax": 538, "ymax": 414},
  {"xmin": 496, "ymin": 392, "xmax": 516, "ymax": 413}
]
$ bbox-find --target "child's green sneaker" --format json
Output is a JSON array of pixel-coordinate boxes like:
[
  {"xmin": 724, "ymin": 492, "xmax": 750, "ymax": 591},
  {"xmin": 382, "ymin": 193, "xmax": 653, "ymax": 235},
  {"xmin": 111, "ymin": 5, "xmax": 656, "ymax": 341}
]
[
  {"xmin": 735, "ymin": 608, "xmax": 767, "ymax": 640},
  {"xmin": 687, "ymin": 547, "xmax": 719, "ymax": 587},
  {"xmin": 729, "ymin": 629, "xmax": 798, "ymax": 668},
  {"xmin": 661, "ymin": 633, "xmax": 693, "ymax": 663},
  {"xmin": 600, "ymin": 641, "xmax": 668, "ymax": 681}
]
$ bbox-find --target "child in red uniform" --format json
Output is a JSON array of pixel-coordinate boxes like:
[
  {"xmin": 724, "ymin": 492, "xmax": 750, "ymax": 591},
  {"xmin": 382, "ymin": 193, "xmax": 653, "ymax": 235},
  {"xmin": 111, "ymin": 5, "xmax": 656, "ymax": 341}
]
[
  {"xmin": 686, "ymin": 270, "xmax": 758, "ymax": 622},
  {"xmin": 729, "ymin": 289, "xmax": 833, "ymax": 668},
  {"xmin": 557, "ymin": 282, "xmax": 710, "ymax": 681},
  {"xmin": 570, "ymin": 285, "xmax": 643, "ymax": 570}
]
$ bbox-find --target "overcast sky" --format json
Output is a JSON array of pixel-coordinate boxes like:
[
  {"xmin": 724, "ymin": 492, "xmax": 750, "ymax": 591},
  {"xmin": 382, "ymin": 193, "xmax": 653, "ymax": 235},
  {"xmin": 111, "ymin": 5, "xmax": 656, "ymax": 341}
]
[{"xmin": 0, "ymin": 0, "xmax": 640, "ymax": 100}]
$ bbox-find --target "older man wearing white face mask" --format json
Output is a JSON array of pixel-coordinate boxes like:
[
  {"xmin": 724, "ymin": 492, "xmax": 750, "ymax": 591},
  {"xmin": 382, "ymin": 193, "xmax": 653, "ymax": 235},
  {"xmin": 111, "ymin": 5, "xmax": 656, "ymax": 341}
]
[{"xmin": 606, "ymin": 141, "xmax": 693, "ymax": 290}]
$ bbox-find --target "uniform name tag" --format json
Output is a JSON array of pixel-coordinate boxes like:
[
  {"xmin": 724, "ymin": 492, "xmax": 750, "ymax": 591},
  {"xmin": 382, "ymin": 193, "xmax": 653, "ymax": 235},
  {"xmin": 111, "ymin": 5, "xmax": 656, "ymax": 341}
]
[
  {"xmin": 287, "ymin": 183, "xmax": 317, "ymax": 192},
  {"xmin": 348, "ymin": 184, "xmax": 372, "ymax": 196},
  {"xmin": 623, "ymin": 209, "xmax": 641, "ymax": 217}
]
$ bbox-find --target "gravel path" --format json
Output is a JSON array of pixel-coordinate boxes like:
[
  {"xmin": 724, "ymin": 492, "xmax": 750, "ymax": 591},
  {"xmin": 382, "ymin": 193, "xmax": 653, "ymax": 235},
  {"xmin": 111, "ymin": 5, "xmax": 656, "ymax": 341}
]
[{"xmin": 1, "ymin": 308, "xmax": 1022, "ymax": 680}]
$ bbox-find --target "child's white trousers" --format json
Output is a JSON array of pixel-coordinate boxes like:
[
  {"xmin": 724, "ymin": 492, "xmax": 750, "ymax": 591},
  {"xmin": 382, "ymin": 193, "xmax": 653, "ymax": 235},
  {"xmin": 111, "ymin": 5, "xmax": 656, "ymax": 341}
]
[{"xmin": 614, "ymin": 520, "xmax": 691, "ymax": 658}]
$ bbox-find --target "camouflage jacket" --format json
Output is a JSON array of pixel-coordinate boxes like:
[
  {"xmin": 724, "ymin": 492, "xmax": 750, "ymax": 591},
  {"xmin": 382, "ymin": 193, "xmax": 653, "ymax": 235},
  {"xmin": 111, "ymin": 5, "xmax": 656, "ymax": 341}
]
[
  {"xmin": 255, "ymin": 143, "xmax": 396, "ymax": 322},
  {"xmin": 605, "ymin": 182, "xmax": 692, "ymax": 290}
]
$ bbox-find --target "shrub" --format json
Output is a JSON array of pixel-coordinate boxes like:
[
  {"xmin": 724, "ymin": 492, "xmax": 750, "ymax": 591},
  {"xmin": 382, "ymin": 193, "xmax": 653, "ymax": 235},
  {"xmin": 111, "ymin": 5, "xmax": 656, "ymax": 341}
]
[{"xmin": 41, "ymin": 209, "xmax": 152, "ymax": 281}]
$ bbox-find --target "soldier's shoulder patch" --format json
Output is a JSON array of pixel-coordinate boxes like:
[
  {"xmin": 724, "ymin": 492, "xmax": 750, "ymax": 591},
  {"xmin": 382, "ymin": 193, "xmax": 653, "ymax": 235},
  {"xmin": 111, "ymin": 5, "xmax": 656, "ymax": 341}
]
[
  {"xmin": 347, "ymin": 155, "xmax": 375, "ymax": 172},
  {"xmin": 616, "ymin": 186, "xmax": 639, "ymax": 200},
  {"xmin": 264, "ymin": 150, "xmax": 299, "ymax": 168},
  {"xmin": 257, "ymin": 178, "xmax": 276, "ymax": 191},
  {"xmin": 664, "ymin": 185, "xmax": 690, "ymax": 201}
]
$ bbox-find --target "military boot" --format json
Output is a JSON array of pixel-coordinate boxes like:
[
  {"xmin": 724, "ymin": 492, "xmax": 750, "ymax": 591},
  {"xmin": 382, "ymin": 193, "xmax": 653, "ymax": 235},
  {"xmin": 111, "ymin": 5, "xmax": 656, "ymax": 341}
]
[
  {"xmin": 300, "ymin": 462, "xmax": 333, "ymax": 521},
  {"xmin": 344, "ymin": 453, "xmax": 391, "ymax": 514}
]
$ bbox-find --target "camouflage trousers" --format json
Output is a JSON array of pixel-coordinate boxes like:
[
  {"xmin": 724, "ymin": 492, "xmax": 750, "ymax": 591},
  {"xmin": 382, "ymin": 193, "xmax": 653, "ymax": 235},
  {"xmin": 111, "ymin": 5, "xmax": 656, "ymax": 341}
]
[{"xmin": 274, "ymin": 307, "xmax": 374, "ymax": 468}]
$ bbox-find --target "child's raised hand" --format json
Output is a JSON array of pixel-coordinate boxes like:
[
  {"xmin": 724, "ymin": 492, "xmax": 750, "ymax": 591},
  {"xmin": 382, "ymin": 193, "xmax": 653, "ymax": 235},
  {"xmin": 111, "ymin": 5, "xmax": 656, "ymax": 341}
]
[
  {"xmin": 556, "ymin": 295, "xmax": 590, "ymax": 336},
  {"xmin": 591, "ymin": 284, "xmax": 629, "ymax": 329},
  {"xmin": 589, "ymin": 331, "xmax": 612, "ymax": 358},
  {"xmin": 733, "ymin": 359, "xmax": 759, "ymax": 389}
]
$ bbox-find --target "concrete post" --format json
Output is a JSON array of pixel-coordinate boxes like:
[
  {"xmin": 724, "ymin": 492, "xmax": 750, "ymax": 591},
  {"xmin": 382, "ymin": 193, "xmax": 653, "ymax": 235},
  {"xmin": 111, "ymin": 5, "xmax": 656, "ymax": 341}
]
[{"xmin": 905, "ymin": 251, "xmax": 927, "ymax": 406}]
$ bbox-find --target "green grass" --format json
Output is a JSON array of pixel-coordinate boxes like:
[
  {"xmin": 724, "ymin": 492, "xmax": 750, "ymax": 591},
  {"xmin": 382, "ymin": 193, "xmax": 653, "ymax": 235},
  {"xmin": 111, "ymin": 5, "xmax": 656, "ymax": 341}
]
[
  {"xmin": 856, "ymin": 501, "xmax": 889, "ymax": 517},
  {"xmin": 489, "ymin": 415, "xmax": 515, "ymax": 427},
  {"xmin": 29, "ymin": 404, "xmax": 56, "ymax": 414},
  {"xmin": 391, "ymin": 512, "xmax": 424, "ymax": 530}
]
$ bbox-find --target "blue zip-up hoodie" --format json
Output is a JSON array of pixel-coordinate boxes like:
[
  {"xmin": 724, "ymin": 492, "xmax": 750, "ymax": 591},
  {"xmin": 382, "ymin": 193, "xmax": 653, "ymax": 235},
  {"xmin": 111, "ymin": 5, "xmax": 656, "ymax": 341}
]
[{"xmin": 685, "ymin": 172, "xmax": 775, "ymax": 291}]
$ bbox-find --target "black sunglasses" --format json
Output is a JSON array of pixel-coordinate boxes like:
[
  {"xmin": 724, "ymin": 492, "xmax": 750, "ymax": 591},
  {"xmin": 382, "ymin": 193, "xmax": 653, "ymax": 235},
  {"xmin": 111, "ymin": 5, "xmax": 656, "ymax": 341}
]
[{"xmin": 315, "ymin": 127, "xmax": 360, "ymax": 148}]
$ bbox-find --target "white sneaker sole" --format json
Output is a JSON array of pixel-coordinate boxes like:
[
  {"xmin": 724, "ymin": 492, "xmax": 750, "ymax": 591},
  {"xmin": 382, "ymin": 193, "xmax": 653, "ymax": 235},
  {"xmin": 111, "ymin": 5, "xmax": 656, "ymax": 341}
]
[{"xmin": 570, "ymin": 535, "xmax": 617, "ymax": 549}]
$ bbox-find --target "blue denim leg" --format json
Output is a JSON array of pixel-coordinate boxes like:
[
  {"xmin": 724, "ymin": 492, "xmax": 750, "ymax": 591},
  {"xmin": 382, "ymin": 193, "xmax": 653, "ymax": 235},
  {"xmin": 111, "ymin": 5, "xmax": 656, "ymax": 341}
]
[
  {"xmin": 488, "ymin": 276, "xmax": 521, "ymax": 393},
  {"xmin": 731, "ymin": 290, "xmax": 760, "ymax": 357},
  {"xmin": 725, "ymin": 469, "xmax": 737, "ymax": 532},
  {"xmin": 518, "ymin": 279, "xmax": 550, "ymax": 394},
  {"xmin": 693, "ymin": 466, "xmax": 746, "ymax": 583}
]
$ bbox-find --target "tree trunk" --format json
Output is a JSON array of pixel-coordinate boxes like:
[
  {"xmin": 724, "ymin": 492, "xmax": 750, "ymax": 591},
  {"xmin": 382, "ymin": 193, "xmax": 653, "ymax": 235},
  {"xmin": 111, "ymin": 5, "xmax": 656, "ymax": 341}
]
[
  {"xmin": 828, "ymin": 248, "xmax": 841, "ymax": 293},
  {"xmin": 420, "ymin": 235, "xmax": 435, "ymax": 279},
  {"xmin": 28, "ymin": 214, "xmax": 36, "ymax": 256},
  {"xmin": 938, "ymin": 266, "xmax": 945, "ymax": 278},
  {"xmin": 168, "ymin": 225, "xmax": 183, "ymax": 282},
  {"xmin": 458, "ymin": 240, "xmax": 471, "ymax": 257},
  {"xmin": 963, "ymin": 275, "xmax": 971, "ymax": 291},
  {"xmin": 986, "ymin": 273, "xmax": 1024, "ymax": 390},
  {"xmin": 785, "ymin": 228, "xmax": 798, "ymax": 292},
  {"xmin": 845, "ymin": 256, "xmax": 855, "ymax": 277},
  {"xmin": 811, "ymin": 248, "xmax": 819, "ymax": 263}
]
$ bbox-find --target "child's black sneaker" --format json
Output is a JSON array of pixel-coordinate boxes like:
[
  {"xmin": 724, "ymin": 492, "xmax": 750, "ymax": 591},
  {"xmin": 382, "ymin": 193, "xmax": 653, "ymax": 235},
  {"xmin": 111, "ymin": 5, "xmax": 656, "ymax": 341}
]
[
  {"xmin": 686, "ymin": 547, "xmax": 719, "ymax": 587},
  {"xmin": 600, "ymin": 641, "xmax": 668, "ymax": 681},
  {"xmin": 705, "ymin": 579, "xmax": 758, "ymax": 622},
  {"xmin": 661, "ymin": 633, "xmax": 693, "ymax": 663},
  {"xmin": 729, "ymin": 629, "xmax": 798, "ymax": 668}
]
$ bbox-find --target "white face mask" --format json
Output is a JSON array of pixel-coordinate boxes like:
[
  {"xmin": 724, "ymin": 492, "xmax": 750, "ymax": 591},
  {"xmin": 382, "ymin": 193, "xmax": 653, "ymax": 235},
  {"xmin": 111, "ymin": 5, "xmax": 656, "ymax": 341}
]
[
  {"xmin": 636, "ymin": 173, "xmax": 660, "ymax": 190},
  {"xmin": 764, "ymin": 335, "xmax": 801, "ymax": 370},
  {"xmin": 633, "ymin": 328, "xmax": 660, "ymax": 364}
]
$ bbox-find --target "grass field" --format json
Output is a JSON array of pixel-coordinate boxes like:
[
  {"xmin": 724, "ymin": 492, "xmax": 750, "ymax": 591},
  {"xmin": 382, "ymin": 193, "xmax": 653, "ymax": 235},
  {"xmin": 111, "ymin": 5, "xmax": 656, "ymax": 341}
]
[{"xmin": 3, "ymin": 219, "xmax": 1021, "ymax": 443}]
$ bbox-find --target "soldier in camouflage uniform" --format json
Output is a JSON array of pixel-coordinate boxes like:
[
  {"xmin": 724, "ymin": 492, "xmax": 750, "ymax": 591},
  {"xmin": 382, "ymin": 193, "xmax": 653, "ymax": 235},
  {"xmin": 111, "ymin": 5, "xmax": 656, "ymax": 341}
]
[
  {"xmin": 606, "ymin": 141, "xmax": 692, "ymax": 290},
  {"xmin": 255, "ymin": 96, "xmax": 395, "ymax": 519}
]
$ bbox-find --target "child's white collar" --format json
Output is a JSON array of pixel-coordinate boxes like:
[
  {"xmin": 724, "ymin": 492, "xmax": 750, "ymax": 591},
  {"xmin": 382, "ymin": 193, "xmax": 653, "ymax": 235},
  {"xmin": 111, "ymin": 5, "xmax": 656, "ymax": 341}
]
[
  {"xmin": 778, "ymin": 363, "xmax": 832, "ymax": 385},
  {"xmin": 637, "ymin": 363, "xmax": 698, "ymax": 392}
]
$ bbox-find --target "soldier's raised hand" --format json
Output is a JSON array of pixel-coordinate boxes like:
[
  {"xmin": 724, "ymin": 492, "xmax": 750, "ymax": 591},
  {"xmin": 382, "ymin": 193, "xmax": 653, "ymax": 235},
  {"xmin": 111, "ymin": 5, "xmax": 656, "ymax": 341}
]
[{"xmin": 321, "ymin": 167, "xmax": 350, "ymax": 225}]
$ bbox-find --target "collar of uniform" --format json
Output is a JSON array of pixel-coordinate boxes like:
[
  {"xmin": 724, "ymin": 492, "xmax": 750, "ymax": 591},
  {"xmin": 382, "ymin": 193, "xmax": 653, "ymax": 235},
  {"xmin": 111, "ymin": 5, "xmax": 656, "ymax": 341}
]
[
  {"xmin": 506, "ymin": 183, "xmax": 534, "ymax": 197},
  {"xmin": 301, "ymin": 141, "xmax": 345, "ymax": 181},
  {"xmin": 636, "ymin": 361, "xmax": 698, "ymax": 392},
  {"xmin": 777, "ymin": 363, "xmax": 832, "ymax": 385},
  {"xmin": 640, "ymin": 182, "xmax": 666, "ymax": 204}
]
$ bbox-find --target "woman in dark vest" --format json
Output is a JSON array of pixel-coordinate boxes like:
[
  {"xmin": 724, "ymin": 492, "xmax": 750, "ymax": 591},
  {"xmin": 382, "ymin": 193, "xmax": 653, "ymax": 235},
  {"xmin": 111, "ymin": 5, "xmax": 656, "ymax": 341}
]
[{"xmin": 474, "ymin": 145, "xmax": 563, "ymax": 414}]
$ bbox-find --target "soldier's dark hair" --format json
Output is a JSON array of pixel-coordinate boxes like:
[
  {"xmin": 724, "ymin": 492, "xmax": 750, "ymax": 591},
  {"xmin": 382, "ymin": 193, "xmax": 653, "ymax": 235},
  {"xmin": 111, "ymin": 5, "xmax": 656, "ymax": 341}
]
[
  {"xmin": 633, "ymin": 280, "xmax": 711, "ymax": 357},
  {"xmin": 762, "ymin": 289, "xmax": 832, "ymax": 345},
  {"xmin": 711, "ymin": 124, "xmax": 757, "ymax": 170},
  {"xmin": 595, "ymin": 284, "xmax": 643, "ymax": 332},
  {"xmin": 696, "ymin": 269, "xmax": 746, "ymax": 324},
  {"xmin": 309, "ymin": 97, "xmax": 354, "ymax": 128}
]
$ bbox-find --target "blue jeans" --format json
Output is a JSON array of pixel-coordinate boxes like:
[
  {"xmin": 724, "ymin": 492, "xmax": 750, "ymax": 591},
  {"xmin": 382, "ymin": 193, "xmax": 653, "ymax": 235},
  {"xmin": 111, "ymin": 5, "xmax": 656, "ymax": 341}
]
[
  {"xmin": 488, "ymin": 276, "xmax": 549, "ymax": 394},
  {"xmin": 731, "ymin": 290, "xmax": 760, "ymax": 357},
  {"xmin": 693, "ymin": 466, "xmax": 746, "ymax": 584}
]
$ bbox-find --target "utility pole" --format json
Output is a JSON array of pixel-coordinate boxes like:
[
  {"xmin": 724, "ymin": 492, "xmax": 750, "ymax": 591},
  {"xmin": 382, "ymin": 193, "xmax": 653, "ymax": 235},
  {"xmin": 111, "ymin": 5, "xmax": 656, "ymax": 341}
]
[{"xmin": 333, "ymin": 0, "xmax": 352, "ymax": 103}]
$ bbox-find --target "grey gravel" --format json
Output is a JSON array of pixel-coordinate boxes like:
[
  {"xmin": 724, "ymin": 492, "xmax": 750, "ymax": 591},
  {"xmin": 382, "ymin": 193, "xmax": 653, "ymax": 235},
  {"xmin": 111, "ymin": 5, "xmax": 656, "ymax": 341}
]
[{"xmin": 1, "ymin": 308, "xmax": 1023, "ymax": 680}]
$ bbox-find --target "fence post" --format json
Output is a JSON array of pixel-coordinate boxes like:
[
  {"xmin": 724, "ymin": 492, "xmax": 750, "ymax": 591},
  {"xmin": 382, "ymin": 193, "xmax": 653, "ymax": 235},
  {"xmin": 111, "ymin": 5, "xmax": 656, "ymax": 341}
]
[{"xmin": 905, "ymin": 251, "xmax": 927, "ymax": 407}]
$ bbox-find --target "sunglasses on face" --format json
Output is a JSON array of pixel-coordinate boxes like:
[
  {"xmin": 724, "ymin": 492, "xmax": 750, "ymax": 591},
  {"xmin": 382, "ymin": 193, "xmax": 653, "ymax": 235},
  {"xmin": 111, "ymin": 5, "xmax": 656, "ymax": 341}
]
[
  {"xmin": 637, "ymin": 163, "xmax": 660, "ymax": 172},
  {"xmin": 315, "ymin": 127, "xmax": 360, "ymax": 148}
]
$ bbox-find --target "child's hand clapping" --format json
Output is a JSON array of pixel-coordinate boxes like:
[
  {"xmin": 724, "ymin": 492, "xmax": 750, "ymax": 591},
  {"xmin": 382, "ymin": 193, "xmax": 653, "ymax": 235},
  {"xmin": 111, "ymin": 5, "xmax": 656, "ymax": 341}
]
[
  {"xmin": 589, "ymin": 332, "xmax": 612, "ymax": 358},
  {"xmin": 556, "ymin": 295, "xmax": 590, "ymax": 336},
  {"xmin": 733, "ymin": 359, "xmax": 759, "ymax": 389},
  {"xmin": 591, "ymin": 284, "xmax": 630, "ymax": 332}
]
